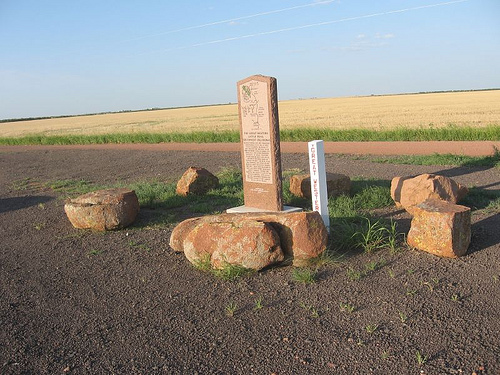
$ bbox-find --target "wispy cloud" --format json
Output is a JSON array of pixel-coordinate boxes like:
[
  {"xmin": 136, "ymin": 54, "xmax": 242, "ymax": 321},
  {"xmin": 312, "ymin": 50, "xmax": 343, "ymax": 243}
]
[
  {"xmin": 312, "ymin": 0, "xmax": 336, "ymax": 4},
  {"xmin": 287, "ymin": 49, "xmax": 308, "ymax": 54},
  {"xmin": 123, "ymin": 0, "xmax": 337, "ymax": 42},
  {"xmin": 326, "ymin": 32, "xmax": 395, "ymax": 52},
  {"xmin": 137, "ymin": 0, "xmax": 466, "ymax": 55},
  {"xmin": 375, "ymin": 33, "xmax": 395, "ymax": 39}
]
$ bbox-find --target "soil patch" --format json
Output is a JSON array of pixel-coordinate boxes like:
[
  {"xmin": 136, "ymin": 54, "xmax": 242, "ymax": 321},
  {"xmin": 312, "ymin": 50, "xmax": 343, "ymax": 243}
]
[{"xmin": 1, "ymin": 148, "xmax": 499, "ymax": 374}]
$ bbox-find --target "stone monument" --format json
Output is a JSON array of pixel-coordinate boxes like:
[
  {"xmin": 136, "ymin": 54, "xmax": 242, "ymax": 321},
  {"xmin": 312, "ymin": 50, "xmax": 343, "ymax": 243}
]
[{"xmin": 227, "ymin": 74, "xmax": 300, "ymax": 213}]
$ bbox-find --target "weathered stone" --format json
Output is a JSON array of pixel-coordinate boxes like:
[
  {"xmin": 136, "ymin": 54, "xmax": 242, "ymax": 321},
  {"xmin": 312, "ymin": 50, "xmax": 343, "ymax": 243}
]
[
  {"xmin": 64, "ymin": 188, "xmax": 139, "ymax": 231},
  {"xmin": 184, "ymin": 220, "xmax": 284, "ymax": 270},
  {"xmin": 237, "ymin": 75, "xmax": 283, "ymax": 211},
  {"xmin": 169, "ymin": 217, "xmax": 202, "ymax": 253},
  {"xmin": 258, "ymin": 211, "xmax": 328, "ymax": 266},
  {"xmin": 289, "ymin": 173, "xmax": 351, "ymax": 199},
  {"xmin": 407, "ymin": 198, "xmax": 471, "ymax": 258},
  {"xmin": 170, "ymin": 211, "xmax": 328, "ymax": 267},
  {"xmin": 176, "ymin": 167, "xmax": 219, "ymax": 196},
  {"xmin": 391, "ymin": 173, "xmax": 468, "ymax": 214}
]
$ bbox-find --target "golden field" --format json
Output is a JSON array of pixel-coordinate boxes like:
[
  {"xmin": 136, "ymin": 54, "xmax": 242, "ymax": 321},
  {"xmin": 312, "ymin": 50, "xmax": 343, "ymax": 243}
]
[{"xmin": 1, "ymin": 90, "xmax": 499, "ymax": 137}]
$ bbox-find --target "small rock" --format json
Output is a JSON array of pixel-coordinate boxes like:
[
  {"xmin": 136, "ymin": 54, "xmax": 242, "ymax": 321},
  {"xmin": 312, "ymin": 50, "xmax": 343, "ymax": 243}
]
[
  {"xmin": 64, "ymin": 188, "xmax": 139, "ymax": 231},
  {"xmin": 176, "ymin": 167, "xmax": 219, "ymax": 196},
  {"xmin": 407, "ymin": 198, "xmax": 471, "ymax": 257},
  {"xmin": 289, "ymin": 173, "xmax": 350, "ymax": 199}
]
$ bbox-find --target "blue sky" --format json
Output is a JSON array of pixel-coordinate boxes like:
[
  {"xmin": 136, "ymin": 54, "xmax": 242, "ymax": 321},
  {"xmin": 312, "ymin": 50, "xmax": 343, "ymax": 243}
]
[{"xmin": 1, "ymin": 0, "xmax": 499, "ymax": 119}]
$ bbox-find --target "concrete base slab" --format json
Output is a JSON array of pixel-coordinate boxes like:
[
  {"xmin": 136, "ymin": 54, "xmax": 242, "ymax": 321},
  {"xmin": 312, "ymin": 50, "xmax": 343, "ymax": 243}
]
[{"xmin": 226, "ymin": 205, "xmax": 303, "ymax": 214}]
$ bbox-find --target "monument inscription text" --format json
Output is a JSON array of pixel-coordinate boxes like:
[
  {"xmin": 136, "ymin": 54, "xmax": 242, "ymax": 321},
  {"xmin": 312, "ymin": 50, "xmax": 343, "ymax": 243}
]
[{"xmin": 240, "ymin": 80, "xmax": 272, "ymax": 184}]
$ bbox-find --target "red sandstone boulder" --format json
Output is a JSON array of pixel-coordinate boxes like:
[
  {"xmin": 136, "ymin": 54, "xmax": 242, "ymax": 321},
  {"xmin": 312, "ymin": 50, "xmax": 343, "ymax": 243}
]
[
  {"xmin": 184, "ymin": 220, "xmax": 284, "ymax": 271},
  {"xmin": 64, "ymin": 188, "xmax": 139, "ymax": 231},
  {"xmin": 169, "ymin": 211, "xmax": 328, "ymax": 267},
  {"xmin": 391, "ymin": 173, "xmax": 468, "ymax": 214},
  {"xmin": 176, "ymin": 167, "xmax": 219, "ymax": 196},
  {"xmin": 289, "ymin": 173, "xmax": 350, "ymax": 199},
  {"xmin": 407, "ymin": 198, "xmax": 471, "ymax": 258},
  {"xmin": 169, "ymin": 217, "xmax": 202, "ymax": 253},
  {"xmin": 256, "ymin": 211, "xmax": 328, "ymax": 266}
]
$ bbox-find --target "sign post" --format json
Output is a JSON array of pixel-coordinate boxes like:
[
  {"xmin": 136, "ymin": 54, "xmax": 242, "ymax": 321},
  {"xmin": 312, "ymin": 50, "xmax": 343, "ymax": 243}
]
[{"xmin": 308, "ymin": 140, "xmax": 330, "ymax": 232}]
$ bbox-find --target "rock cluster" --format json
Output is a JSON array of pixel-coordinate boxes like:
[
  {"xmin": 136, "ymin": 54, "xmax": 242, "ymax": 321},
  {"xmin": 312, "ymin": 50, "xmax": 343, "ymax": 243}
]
[
  {"xmin": 289, "ymin": 173, "xmax": 350, "ymax": 199},
  {"xmin": 64, "ymin": 188, "xmax": 140, "ymax": 231},
  {"xmin": 176, "ymin": 167, "xmax": 219, "ymax": 196},
  {"xmin": 170, "ymin": 211, "xmax": 328, "ymax": 269},
  {"xmin": 391, "ymin": 173, "xmax": 471, "ymax": 257}
]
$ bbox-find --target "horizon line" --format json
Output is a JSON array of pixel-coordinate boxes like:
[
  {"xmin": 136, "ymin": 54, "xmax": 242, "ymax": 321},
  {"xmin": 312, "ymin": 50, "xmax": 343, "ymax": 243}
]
[{"xmin": 1, "ymin": 87, "xmax": 499, "ymax": 123}]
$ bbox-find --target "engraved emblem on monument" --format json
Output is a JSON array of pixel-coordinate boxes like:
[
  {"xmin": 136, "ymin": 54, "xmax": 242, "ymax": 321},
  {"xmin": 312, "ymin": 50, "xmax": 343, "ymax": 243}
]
[{"xmin": 240, "ymin": 80, "xmax": 272, "ymax": 184}]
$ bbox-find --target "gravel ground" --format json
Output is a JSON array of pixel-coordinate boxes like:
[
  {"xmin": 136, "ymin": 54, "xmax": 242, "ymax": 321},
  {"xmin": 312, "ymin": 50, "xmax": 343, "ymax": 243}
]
[{"xmin": 0, "ymin": 148, "xmax": 499, "ymax": 374}]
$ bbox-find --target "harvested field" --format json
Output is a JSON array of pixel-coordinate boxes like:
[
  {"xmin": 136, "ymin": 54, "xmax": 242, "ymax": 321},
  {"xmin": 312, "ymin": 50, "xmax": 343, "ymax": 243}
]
[{"xmin": 1, "ymin": 90, "xmax": 499, "ymax": 137}]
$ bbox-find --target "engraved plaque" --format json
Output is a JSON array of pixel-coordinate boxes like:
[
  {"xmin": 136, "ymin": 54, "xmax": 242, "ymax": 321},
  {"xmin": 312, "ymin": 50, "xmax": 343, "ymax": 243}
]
[
  {"xmin": 240, "ymin": 80, "xmax": 272, "ymax": 184},
  {"xmin": 236, "ymin": 75, "xmax": 283, "ymax": 211}
]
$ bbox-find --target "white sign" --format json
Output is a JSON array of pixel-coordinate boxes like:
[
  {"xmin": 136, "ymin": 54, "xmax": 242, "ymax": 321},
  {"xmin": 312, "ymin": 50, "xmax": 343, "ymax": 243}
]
[{"xmin": 308, "ymin": 140, "xmax": 330, "ymax": 232}]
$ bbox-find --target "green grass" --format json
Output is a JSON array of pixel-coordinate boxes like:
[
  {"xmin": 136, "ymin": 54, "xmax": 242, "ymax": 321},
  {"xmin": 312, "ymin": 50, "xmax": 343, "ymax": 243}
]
[
  {"xmin": 332, "ymin": 217, "xmax": 402, "ymax": 254},
  {"xmin": 193, "ymin": 256, "xmax": 252, "ymax": 281},
  {"xmin": 339, "ymin": 302, "xmax": 356, "ymax": 313},
  {"xmin": 46, "ymin": 179, "xmax": 100, "ymax": 194},
  {"xmin": 192, "ymin": 254, "xmax": 212, "ymax": 272},
  {"xmin": 365, "ymin": 259, "xmax": 385, "ymax": 272},
  {"xmin": 298, "ymin": 301, "xmax": 320, "ymax": 318},
  {"xmin": 346, "ymin": 267, "xmax": 363, "ymax": 281},
  {"xmin": 308, "ymin": 246, "xmax": 344, "ymax": 268},
  {"xmin": 373, "ymin": 148, "xmax": 500, "ymax": 168},
  {"xmin": 225, "ymin": 301, "xmax": 238, "ymax": 317},
  {"xmin": 45, "ymin": 169, "xmax": 244, "ymax": 211},
  {"xmin": 88, "ymin": 249, "xmax": 103, "ymax": 256},
  {"xmin": 365, "ymin": 324, "xmax": 379, "ymax": 334},
  {"xmin": 128, "ymin": 240, "xmax": 151, "ymax": 252},
  {"xmin": 34, "ymin": 222, "xmax": 46, "ymax": 230},
  {"xmin": 254, "ymin": 296, "xmax": 264, "ymax": 310},
  {"xmin": 280, "ymin": 125, "xmax": 500, "ymax": 142},
  {"xmin": 324, "ymin": 178, "xmax": 405, "ymax": 254},
  {"xmin": 212, "ymin": 263, "xmax": 253, "ymax": 281},
  {"xmin": 0, "ymin": 131, "xmax": 240, "ymax": 145},
  {"xmin": 328, "ymin": 179, "xmax": 393, "ymax": 220},
  {"xmin": 398, "ymin": 311, "xmax": 408, "ymax": 323},
  {"xmin": 39, "ymin": 168, "xmax": 494, "ymax": 271},
  {"xmin": 11, "ymin": 177, "xmax": 36, "ymax": 191},
  {"xmin": 416, "ymin": 351, "xmax": 428, "ymax": 366},
  {"xmin": 1, "ymin": 124, "xmax": 499, "ymax": 145},
  {"xmin": 42, "ymin": 170, "xmax": 244, "ymax": 228},
  {"xmin": 461, "ymin": 188, "xmax": 500, "ymax": 211},
  {"xmin": 291, "ymin": 268, "xmax": 318, "ymax": 284}
]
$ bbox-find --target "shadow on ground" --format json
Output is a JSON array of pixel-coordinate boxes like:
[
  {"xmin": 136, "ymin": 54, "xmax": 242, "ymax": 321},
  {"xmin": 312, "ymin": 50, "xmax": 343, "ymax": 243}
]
[
  {"xmin": 0, "ymin": 196, "xmax": 53, "ymax": 214},
  {"xmin": 470, "ymin": 213, "xmax": 500, "ymax": 254}
]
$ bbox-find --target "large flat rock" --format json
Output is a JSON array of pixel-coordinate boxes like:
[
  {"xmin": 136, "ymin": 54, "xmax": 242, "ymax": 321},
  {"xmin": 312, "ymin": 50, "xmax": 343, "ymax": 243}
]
[{"xmin": 170, "ymin": 211, "xmax": 328, "ymax": 268}]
